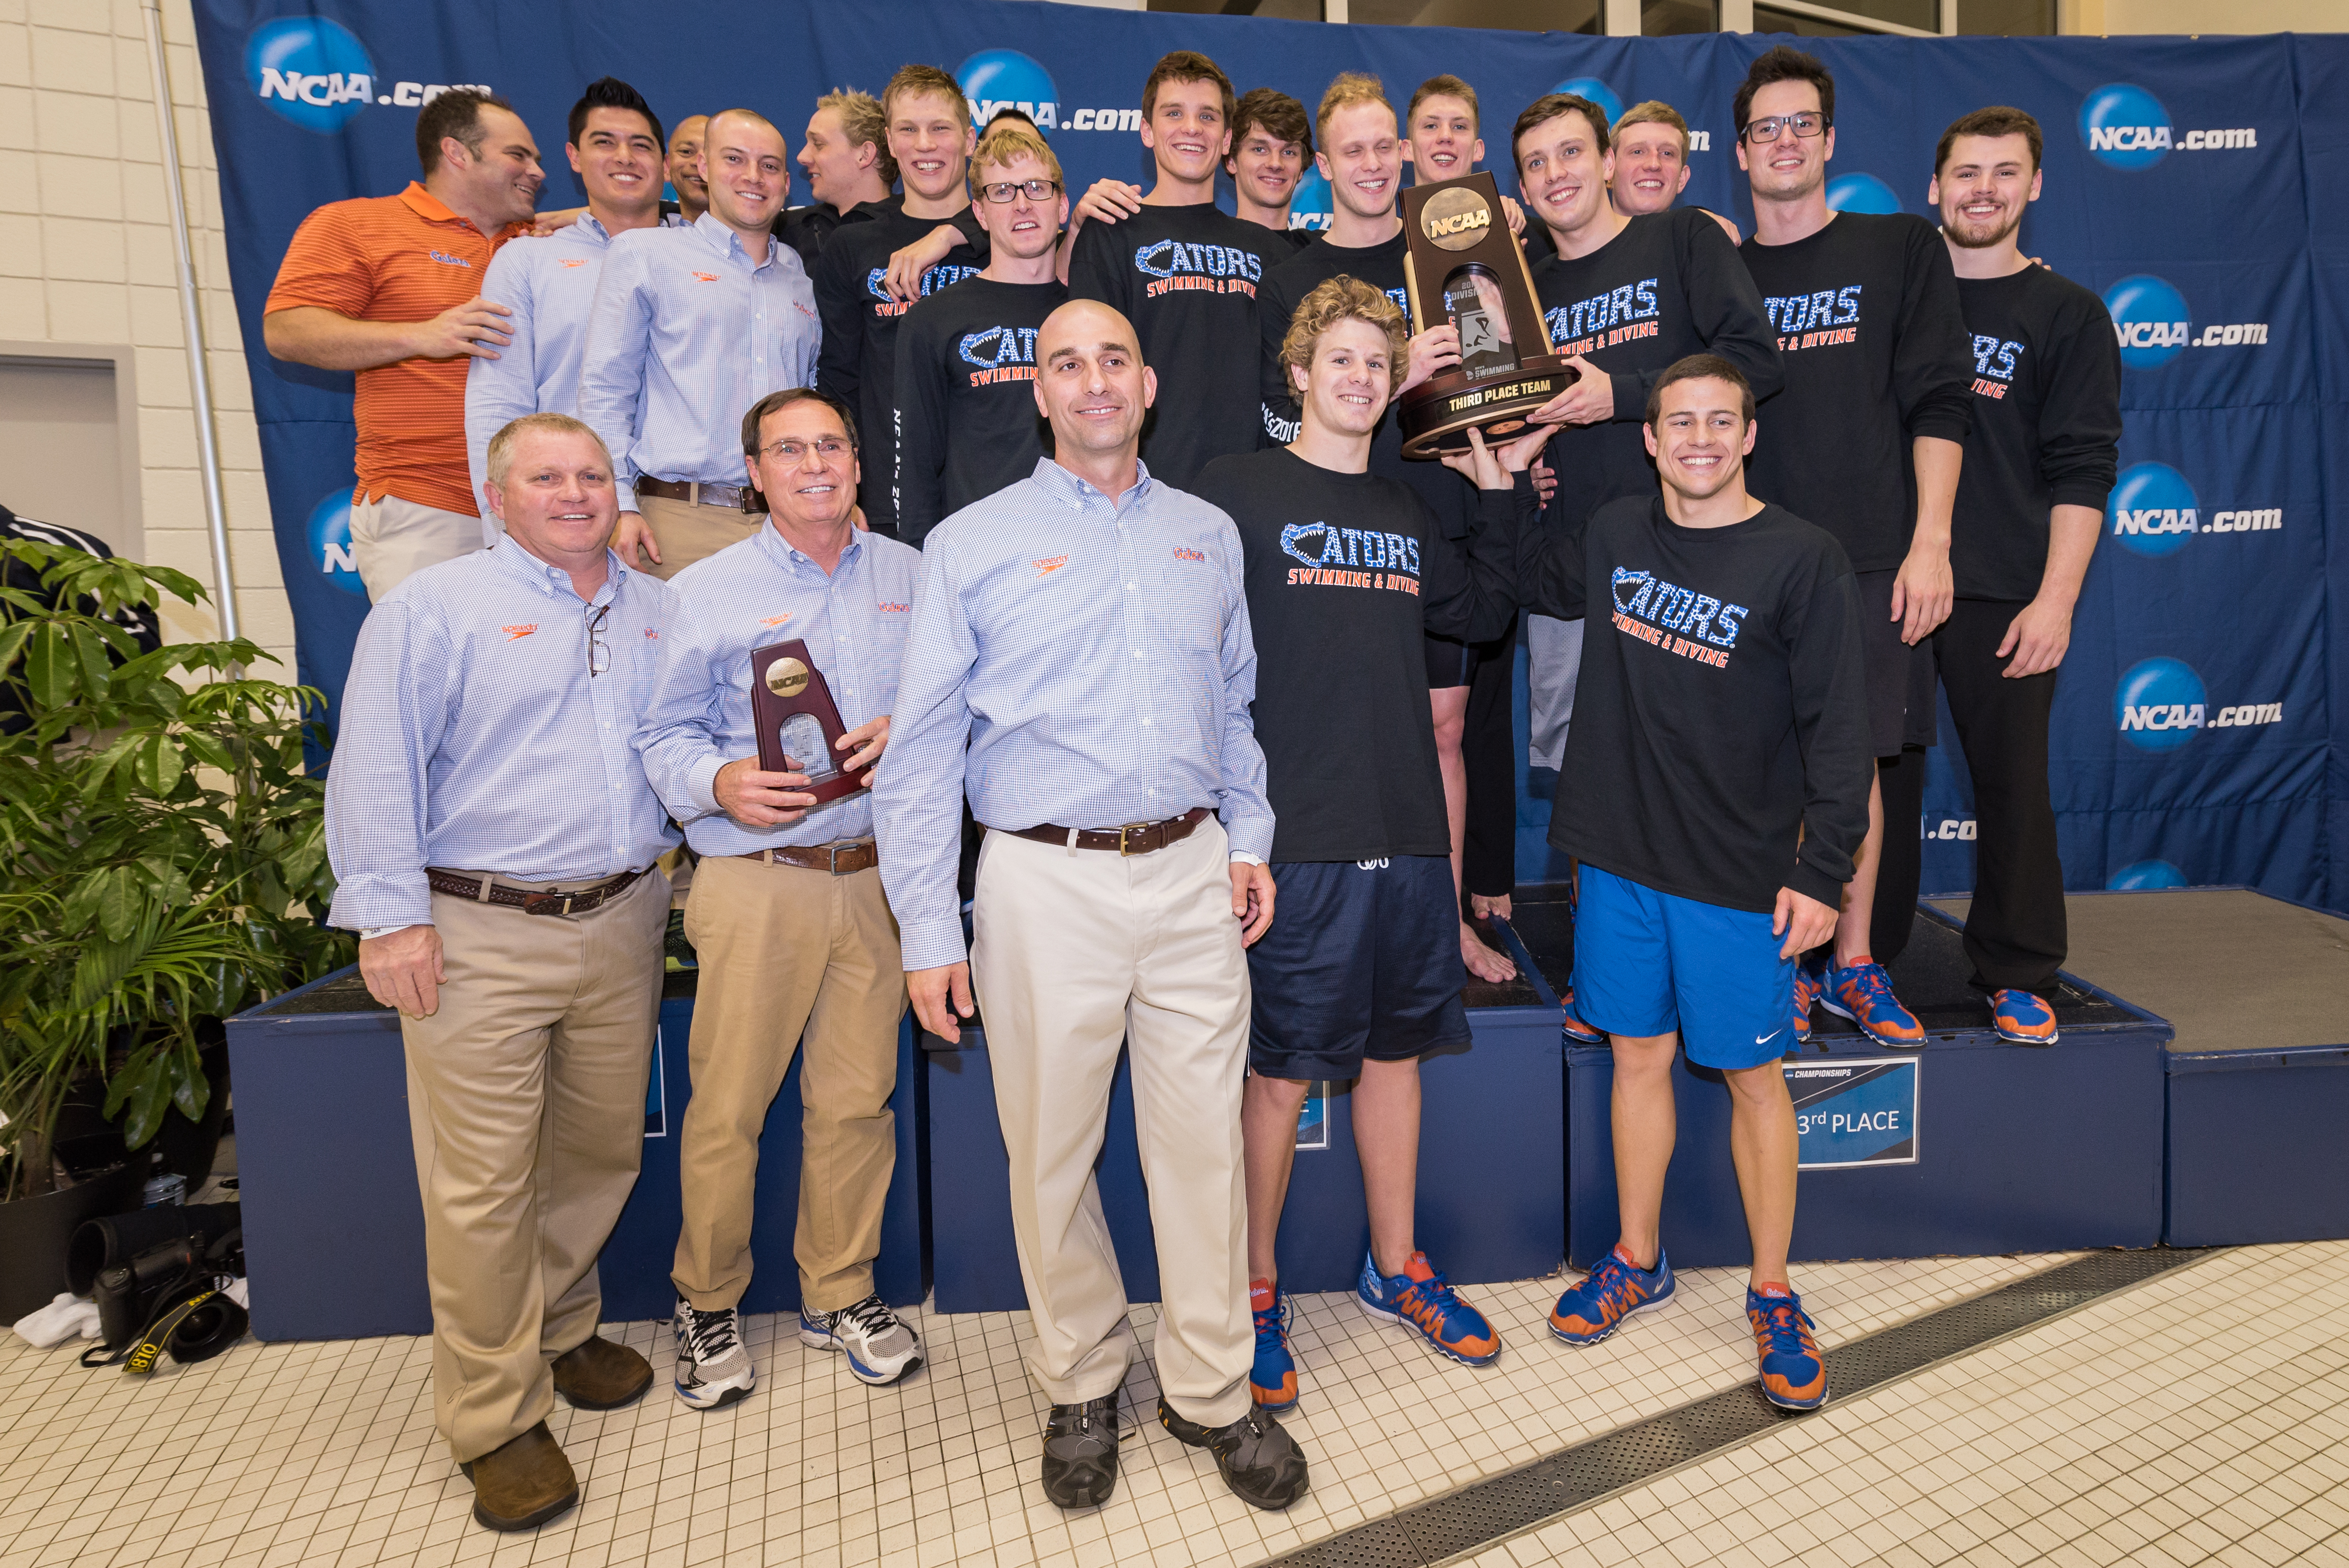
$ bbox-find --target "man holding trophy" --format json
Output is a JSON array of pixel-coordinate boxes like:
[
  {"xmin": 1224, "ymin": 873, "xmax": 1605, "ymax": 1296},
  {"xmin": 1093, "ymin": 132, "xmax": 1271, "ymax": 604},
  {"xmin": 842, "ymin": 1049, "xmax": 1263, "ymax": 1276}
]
[{"xmin": 633, "ymin": 387, "xmax": 925, "ymax": 1410}]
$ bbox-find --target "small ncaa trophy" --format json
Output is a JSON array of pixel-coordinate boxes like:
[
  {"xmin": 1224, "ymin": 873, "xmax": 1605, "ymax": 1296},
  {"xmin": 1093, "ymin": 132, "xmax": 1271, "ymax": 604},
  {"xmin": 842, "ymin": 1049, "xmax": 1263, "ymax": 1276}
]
[
  {"xmin": 749, "ymin": 639, "xmax": 867, "ymax": 804},
  {"xmin": 1395, "ymin": 172, "xmax": 1576, "ymax": 459}
]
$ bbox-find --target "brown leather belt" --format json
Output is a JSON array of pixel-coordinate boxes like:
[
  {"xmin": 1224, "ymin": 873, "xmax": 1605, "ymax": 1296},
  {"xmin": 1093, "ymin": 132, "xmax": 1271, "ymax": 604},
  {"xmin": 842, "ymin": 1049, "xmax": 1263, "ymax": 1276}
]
[
  {"xmin": 994, "ymin": 806, "xmax": 1209, "ymax": 857},
  {"xmin": 636, "ymin": 475, "xmax": 758, "ymax": 513},
  {"xmin": 735, "ymin": 839, "xmax": 877, "ymax": 875},
  {"xmin": 425, "ymin": 866, "xmax": 644, "ymax": 916}
]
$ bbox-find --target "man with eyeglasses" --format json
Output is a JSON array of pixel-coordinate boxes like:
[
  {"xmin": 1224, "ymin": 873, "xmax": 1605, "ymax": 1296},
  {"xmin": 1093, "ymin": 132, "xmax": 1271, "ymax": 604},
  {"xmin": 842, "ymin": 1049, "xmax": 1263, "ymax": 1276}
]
[
  {"xmin": 633, "ymin": 386, "xmax": 924, "ymax": 1412},
  {"xmin": 328, "ymin": 412, "xmax": 675, "ymax": 1534},
  {"xmin": 1734, "ymin": 46, "xmax": 1973, "ymax": 1051},
  {"xmin": 894, "ymin": 121, "xmax": 1070, "ymax": 549}
]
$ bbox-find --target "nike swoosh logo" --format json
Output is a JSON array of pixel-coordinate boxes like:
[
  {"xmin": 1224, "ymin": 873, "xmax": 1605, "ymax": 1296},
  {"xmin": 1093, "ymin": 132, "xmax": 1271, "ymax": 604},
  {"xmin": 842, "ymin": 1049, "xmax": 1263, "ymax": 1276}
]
[{"xmin": 1755, "ymin": 1029, "xmax": 1781, "ymax": 1045}]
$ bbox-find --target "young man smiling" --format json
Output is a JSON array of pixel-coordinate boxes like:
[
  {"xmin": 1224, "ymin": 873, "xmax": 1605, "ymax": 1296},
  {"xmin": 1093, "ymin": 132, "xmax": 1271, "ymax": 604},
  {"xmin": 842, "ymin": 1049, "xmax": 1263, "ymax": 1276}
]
[
  {"xmin": 1516, "ymin": 355, "xmax": 1871, "ymax": 1413},
  {"xmin": 1256, "ymin": 73, "xmax": 1518, "ymax": 986},
  {"xmin": 815, "ymin": 66, "xmax": 986, "ymax": 537},
  {"xmin": 1199, "ymin": 276, "xmax": 1541, "ymax": 1414},
  {"xmin": 1067, "ymin": 51, "xmax": 1275, "ymax": 488},
  {"xmin": 1228, "ymin": 89, "xmax": 1316, "ymax": 248},
  {"xmin": 894, "ymin": 121, "xmax": 1069, "ymax": 549},
  {"xmin": 1609, "ymin": 101, "xmax": 1741, "ymax": 244},
  {"xmin": 1733, "ymin": 47, "xmax": 1975, "ymax": 1049}
]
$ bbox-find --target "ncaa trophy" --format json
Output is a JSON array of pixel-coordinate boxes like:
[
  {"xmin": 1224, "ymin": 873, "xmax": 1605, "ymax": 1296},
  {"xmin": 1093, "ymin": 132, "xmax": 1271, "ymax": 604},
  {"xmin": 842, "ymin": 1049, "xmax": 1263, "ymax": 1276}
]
[
  {"xmin": 1395, "ymin": 172, "xmax": 1576, "ymax": 459},
  {"xmin": 749, "ymin": 638, "xmax": 867, "ymax": 805}
]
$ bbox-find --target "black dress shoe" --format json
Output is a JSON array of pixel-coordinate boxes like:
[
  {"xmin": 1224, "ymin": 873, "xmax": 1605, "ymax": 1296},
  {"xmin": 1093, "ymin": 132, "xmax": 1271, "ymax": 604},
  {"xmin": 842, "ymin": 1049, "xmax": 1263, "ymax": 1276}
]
[
  {"xmin": 1040, "ymin": 1395, "xmax": 1120, "ymax": 1508},
  {"xmin": 1159, "ymin": 1398, "xmax": 1310, "ymax": 1510}
]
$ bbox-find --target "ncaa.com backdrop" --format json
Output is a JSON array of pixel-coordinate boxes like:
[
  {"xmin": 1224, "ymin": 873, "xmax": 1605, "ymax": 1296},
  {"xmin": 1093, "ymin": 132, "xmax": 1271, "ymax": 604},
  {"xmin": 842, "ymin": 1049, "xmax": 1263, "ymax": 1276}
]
[{"xmin": 187, "ymin": 2, "xmax": 2349, "ymax": 911}]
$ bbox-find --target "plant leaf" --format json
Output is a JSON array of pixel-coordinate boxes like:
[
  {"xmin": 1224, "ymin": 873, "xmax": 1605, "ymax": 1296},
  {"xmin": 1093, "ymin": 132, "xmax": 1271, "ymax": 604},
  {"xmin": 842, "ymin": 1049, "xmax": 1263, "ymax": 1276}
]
[{"xmin": 23, "ymin": 625, "xmax": 70, "ymax": 711}]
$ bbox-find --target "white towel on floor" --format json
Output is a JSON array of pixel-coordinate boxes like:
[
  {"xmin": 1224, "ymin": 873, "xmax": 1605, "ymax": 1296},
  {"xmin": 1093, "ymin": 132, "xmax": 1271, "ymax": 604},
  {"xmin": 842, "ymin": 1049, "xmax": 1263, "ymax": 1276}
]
[{"xmin": 13, "ymin": 1292, "xmax": 101, "ymax": 1349}]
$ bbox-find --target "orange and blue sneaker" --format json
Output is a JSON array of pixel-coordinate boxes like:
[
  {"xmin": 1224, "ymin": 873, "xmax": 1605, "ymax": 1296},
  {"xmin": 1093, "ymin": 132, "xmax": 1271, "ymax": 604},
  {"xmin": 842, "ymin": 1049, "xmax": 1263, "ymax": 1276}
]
[
  {"xmin": 1792, "ymin": 958, "xmax": 1824, "ymax": 1046},
  {"xmin": 1747, "ymin": 1285, "xmax": 1828, "ymax": 1410},
  {"xmin": 1248, "ymin": 1278, "xmax": 1298, "ymax": 1413},
  {"xmin": 1561, "ymin": 987, "xmax": 1604, "ymax": 1044},
  {"xmin": 1548, "ymin": 1242, "xmax": 1675, "ymax": 1345},
  {"xmin": 1822, "ymin": 958, "xmax": 1926, "ymax": 1049},
  {"xmin": 1357, "ymin": 1250, "xmax": 1500, "ymax": 1366},
  {"xmin": 1988, "ymin": 989, "xmax": 2059, "ymax": 1045}
]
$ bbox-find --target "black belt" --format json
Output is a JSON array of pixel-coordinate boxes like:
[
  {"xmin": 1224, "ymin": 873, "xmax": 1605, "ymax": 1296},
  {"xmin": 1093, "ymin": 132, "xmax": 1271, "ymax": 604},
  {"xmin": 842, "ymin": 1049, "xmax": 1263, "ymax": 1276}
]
[
  {"xmin": 424, "ymin": 867, "xmax": 645, "ymax": 916},
  {"xmin": 992, "ymin": 806, "xmax": 1209, "ymax": 857}
]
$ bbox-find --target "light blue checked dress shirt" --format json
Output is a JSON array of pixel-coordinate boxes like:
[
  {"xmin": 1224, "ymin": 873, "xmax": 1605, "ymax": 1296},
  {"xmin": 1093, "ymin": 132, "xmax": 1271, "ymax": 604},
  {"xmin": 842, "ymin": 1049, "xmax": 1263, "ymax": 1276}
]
[
  {"xmin": 576, "ymin": 212, "xmax": 821, "ymax": 513},
  {"xmin": 325, "ymin": 536, "xmax": 680, "ymax": 931},
  {"xmin": 463, "ymin": 213, "xmax": 684, "ymax": 505},
  {"xmin": 634, "ymin": 523, "xmax": 922, "ymax": 856},
  {"xmin": 873, "ymin": 457, "xmax": 1275, "ymax": 971}
]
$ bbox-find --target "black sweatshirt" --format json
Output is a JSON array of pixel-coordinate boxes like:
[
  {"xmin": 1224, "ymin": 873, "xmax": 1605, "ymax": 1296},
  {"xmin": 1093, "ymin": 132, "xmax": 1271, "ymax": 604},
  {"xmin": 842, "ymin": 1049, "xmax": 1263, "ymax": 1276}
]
[
  {"xmin": 815, "ymin": 206, "xmax": 986, "ymax": 533},
  {"xmin": 892, "ymin": 275, "xmax": 1067, "ymax": 548},
  {"xmin": 1068, "ymin": 202, "xmax": 1273, "ymax": 489},
  {"xmin": 1517, "ymin": 493, "xmax": 1873, "ymax": 912},
  {"xmin": 1192, "ymin": 448, "xmax": 1530, "ymax": 863},
  {"xmin": 1255, "ymin": 230, "xmax": 1477, "ymax": 540},
  {"xmin": 1738, "ymin": 212, "xmax": 1974, "ymax": 573},
  {"xmin": 1950, "ymin": 265, "xmax": 2123, "ymax": 601},
  {"xmin": 1530, "ymin": 209, "xmax": 1784, "ymax": 529}
]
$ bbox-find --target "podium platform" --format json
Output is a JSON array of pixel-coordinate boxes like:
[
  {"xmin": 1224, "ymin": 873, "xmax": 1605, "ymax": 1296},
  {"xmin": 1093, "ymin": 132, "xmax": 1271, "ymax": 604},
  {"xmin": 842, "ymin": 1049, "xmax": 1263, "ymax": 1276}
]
[
  {"xmin": 924, "ymin": 916, "xmax": 1566, "ymax": 1313},
  {"xmin": 225, "ymin": 967, "xmax": 926, "ymax": 1342},
  {"xmin": 1508, "ymin": 889, "xmax": 2173, "ymax": 1270}
]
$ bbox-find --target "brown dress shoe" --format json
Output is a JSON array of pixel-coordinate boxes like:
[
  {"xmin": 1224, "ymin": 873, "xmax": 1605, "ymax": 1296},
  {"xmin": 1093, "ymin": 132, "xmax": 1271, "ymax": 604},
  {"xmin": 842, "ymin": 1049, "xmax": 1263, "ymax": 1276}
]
[
  {"xmin": 460, "ymin": 1422, "xmax": 577, "ymax": 1531},
  {"xmin": 551, "ymin": 1334, "xmax": 654, "ymax": 1410}
]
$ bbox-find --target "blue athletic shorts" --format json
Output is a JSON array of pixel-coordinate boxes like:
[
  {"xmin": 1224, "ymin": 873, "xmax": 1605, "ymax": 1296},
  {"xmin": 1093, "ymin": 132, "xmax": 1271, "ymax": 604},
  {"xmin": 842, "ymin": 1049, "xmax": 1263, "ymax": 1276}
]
[
  {"xmin": 1248, "ymin": 855, "xmax": 1471, "ymax": 1080},
  {"xmin": 1571, "ymin": 865, "xmax": 1796, "ymax": 1070}
]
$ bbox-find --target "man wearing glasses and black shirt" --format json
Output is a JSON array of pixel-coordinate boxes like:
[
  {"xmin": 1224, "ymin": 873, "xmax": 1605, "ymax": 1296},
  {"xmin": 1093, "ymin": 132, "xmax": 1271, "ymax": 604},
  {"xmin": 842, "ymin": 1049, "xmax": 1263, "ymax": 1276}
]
[{"xmin": 1733, "ymin": 46, "xmax": 1973, "ymax": 1051}]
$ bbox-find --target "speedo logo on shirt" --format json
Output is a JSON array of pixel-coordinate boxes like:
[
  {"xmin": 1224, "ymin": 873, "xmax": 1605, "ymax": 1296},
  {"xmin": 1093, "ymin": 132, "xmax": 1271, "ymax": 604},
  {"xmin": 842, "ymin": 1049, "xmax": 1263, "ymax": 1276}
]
[
  {"xmin": 1970, "ymin": 334, "xmax": 2026, "ymax": 399},
  {"xmin": 1543, "ymin": 278, "xmax": 1660, "ymax": 357},
  {"xmin": 1281, "ymin": 521, "xmax": 1422, "ymax": 594},
  {"xmin": 1611, "ymin": 566, "xmax": 1747, "ymax": 668},
  {"xmin": 959, "ymin": 324, "xmax": 1039, "ymax": 386},
  {"xmin": 863, "ymin": 264, "xmax": 984, "ymax": 317},
  {"xmin": 1765, "ymin": 285, "xmax": 1862, "ymax": 350},
  {"xmin": 1133, "ymin": 240, "xmax": 1261, "ymax": 299}
]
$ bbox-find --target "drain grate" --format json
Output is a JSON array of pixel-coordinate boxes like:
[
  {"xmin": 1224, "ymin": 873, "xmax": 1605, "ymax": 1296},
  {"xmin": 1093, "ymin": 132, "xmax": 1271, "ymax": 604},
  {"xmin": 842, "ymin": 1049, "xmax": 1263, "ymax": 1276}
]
[{"xmin": 1262, "ymin": 1248, "xmax": 2221, "ymax": 1568}]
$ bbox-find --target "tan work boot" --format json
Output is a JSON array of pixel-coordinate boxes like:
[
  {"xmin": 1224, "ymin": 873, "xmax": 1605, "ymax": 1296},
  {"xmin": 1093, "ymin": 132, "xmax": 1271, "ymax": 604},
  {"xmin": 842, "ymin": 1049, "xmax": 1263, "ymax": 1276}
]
[
  {"xmin": 460, "ymin": 1422, "xmax": 578, "ymax": 1531},
  {"xmin": 552, "ymin": 1334, "xmax": 654, "ymax": 1410}
]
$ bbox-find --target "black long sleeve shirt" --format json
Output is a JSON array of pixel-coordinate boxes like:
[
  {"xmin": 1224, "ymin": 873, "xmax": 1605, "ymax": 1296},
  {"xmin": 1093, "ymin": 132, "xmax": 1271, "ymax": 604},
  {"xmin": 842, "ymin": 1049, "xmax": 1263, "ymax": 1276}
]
[
  {"xmin": 1950, "ymin": 264, "xmax": 2124, "ymax": 601},
  {"xmin": 1517, "ymin": 493, "xmax": 1873, "ymax": 912},
  {"xmin": 1192, "ymin": 448, "xmax": 1530, "ymax": 863},
  {"xmin": 892, "ymin": 275, "xmax": 1067, "ymax": 548},
  {"xmin": 1739, "ymin": 212, "xmax": 1974, "ymax": 573}
]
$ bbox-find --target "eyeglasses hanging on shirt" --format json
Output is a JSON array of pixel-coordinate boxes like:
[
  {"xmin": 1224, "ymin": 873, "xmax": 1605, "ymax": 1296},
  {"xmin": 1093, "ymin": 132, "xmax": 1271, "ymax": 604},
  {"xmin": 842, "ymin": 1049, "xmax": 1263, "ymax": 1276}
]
[{"xmin": 586, "ymin": 602, "xmax": 611, "ymax": 678}]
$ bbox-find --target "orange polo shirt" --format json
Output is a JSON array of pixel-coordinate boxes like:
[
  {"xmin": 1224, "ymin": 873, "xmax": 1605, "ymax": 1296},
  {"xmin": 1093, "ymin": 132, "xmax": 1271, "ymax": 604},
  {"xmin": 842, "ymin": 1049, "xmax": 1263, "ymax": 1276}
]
[{"xmin": 265, "ymin": 182, "xmax": 526, "ymax": 516}]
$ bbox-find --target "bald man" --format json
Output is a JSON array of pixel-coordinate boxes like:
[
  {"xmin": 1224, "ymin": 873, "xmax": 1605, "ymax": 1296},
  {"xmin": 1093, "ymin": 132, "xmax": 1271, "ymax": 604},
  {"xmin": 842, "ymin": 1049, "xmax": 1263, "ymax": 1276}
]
[
  {"xmin": 874, "ymin": 300, "xmax": 1309, "ymax": 1515},
  {"xmin": 578, "ymin": 107, "xmax": 820, "ymax": 580}
]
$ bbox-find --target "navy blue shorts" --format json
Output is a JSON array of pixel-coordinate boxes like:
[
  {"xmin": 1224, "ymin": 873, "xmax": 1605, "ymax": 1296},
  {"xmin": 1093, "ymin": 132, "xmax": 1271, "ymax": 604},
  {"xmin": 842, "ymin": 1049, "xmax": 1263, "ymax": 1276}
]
[
  {"xmin": 1572, "ymin": 865, "xmax": 1796, "ymax": 1071},
  {"xmin": 1248, "ymin": 855, "xmax": 1471, "ymax": 1080}
]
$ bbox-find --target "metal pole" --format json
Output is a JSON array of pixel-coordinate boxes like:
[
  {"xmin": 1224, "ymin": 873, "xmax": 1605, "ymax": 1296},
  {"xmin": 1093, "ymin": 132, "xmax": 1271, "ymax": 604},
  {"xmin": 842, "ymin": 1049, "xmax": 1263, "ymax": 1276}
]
[{"xmin": 140, "ymin": 0, "xmax": 240, "ymax": 643}]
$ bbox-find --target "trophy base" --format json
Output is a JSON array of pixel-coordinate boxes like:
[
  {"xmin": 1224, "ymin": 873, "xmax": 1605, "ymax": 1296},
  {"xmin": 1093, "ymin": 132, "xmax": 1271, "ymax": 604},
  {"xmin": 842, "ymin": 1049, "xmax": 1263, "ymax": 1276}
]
[
  {"xmin": 796, "ymin": 774, "xmax": 869, "ymax": 806},
  {"xmin": 1396, "ymin": 354, "xmax": 1577, "ymax": 460}
]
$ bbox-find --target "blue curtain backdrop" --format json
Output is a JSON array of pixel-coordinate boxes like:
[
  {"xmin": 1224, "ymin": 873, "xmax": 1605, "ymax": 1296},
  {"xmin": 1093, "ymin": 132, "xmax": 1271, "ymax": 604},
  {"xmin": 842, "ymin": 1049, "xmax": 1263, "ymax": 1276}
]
[{"xmin": 187, "ymin": 2, "xmax": 2348, "ymax": 911}]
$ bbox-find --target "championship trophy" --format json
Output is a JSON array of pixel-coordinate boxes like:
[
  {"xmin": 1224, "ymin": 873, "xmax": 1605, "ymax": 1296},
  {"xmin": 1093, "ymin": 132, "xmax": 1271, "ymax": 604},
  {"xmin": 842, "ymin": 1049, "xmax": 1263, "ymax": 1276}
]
[
  {"xmin": 1395, "ymin": 172, "xmax": 1577, "ymax": 460},
  {"xmin": 749, "ymin": 638, "xmax": 867, "ymax": 804}
]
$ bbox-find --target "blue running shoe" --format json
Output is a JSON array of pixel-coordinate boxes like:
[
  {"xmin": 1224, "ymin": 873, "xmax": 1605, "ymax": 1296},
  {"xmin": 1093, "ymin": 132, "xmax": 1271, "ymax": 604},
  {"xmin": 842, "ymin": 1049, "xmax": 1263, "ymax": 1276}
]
[
  {"xmin": 1747, "ymin": 1285, "xmax": 1828, "ymax": 1410},
  {"xmin": 1792, "ymin": 956, "xmax": 1824, "ymax": 1046},
  {"xmin": 1561, "ymin": 987, "xmax": 1604, "ymax": 1044},
  {"xmin": 1822, "ymin": 958, "xmax": 1926, "ymax": 1048},
  {"xmin": 1248, "ymin": 1278, "xmax": 1297, "ymax": 1412},
  {"xmin": 1357, "ymin": 1250, "xmax": 1500, "ymax": 1365},
  {"xmin": 1549, "ymin": 1243, "xmax": 1674, "ymax": 1345},
  {"xmin": 1988, "ymin": 989, "xmax": 2059, "ymax": 1045}
]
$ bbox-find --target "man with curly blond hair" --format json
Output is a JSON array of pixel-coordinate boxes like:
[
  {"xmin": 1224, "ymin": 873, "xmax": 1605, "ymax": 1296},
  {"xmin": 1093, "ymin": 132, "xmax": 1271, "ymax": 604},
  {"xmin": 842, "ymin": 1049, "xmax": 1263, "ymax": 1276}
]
[{"xmin": 1193, "ymin": 275, "xmax": 1547, "ymax": 1415}]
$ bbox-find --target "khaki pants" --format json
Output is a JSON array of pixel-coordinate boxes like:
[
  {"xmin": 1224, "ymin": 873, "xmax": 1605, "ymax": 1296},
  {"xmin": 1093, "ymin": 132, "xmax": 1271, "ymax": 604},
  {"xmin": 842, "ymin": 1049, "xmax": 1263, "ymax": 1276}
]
[
  {"xmin": 673, "ymin": 853, "xmax": 908, "ymax": 1313},
  {"xmin": 633, "ymin": 493, "xmax": 766, "ymax": 581},
  {"xmin": 1526, "ymin": 612, "xmax": 1583, "ymax": 770},
  {"xmin": 352, "ymin": 491, "xmax": 495, "ymax": 601},
  {"xmin": 971, "ymin": 818, "xmax": 1253, "ymax": 1427},
  {"xmin": 399, "ymin": 867, "xmax": 667, "ymax": 1463}
]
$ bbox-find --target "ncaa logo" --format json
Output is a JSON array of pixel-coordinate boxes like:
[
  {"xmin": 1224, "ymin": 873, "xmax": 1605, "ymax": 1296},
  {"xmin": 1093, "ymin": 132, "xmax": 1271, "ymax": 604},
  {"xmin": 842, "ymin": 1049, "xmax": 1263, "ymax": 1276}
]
[
  {"xmin": 2079, "ymin": 82, "xmax": 2256, "ymax": 170},
  {"xmin": 2107, "ymin": 462, "xmax": 2198, "ymax": 558},
  {"xmin": 2102, "ymin": 274, "xmax": 2190, "ymax": 369},
  {"xmin": 959, "ymin": 49, "xmax": 1058, "ymax": 131},
  {"xmin": 245, "ymin": 16, "xmax": 375, "ymax": 133},
  {"xmin": 2114, "ymin": 657, "xmax": 2206, "ymax": 751},
  {"xmin": 306, "ymin": 487, "xmax": 366, "ymax": 598},
  {"xmin": 1552, "ymin": 78, "xmax": 1623, "ymax": 128},
  {"xmin": 2107, "ymin": 859, "xmax": 2188, "ymax": 890},
  {"xmin": 1825, "ymin": 173, "xmax": 1902, "ymax": 215},
  {"xmin": 1289, "ymin": 168, "xmax": 1332, "ymax": 232}
]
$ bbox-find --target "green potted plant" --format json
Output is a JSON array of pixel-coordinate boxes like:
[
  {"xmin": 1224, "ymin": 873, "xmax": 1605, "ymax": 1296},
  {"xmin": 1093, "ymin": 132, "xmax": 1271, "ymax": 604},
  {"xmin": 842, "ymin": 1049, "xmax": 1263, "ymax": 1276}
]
[{"xmin": 0, "ymin": 541, "xmax": 351, "ymax": 1318}]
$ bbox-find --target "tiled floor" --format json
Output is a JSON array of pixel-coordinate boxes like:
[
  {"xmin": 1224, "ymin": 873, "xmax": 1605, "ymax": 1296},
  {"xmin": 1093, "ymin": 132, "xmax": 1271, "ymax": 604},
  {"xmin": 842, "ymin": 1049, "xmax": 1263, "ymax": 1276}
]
[
  {"xmin": 4, "ymin": 1250, "xmax": 2062, "ymax": 1568},
  {"xmin": 4, "ymin": 1243, "xmax": 2340, "ymax": 1568},
  {"xmin": 1461, "ymin": 1240, "xmax": 2349, "ymax": 1568}
]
